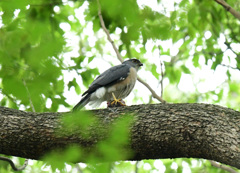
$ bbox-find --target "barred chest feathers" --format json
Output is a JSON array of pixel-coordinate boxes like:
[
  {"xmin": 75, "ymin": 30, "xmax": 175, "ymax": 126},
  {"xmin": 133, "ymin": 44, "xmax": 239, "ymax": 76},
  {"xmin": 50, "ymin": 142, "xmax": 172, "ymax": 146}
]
[{"xmin": 106, "ymin": 67, "xmax": 137, "ymax": 101}]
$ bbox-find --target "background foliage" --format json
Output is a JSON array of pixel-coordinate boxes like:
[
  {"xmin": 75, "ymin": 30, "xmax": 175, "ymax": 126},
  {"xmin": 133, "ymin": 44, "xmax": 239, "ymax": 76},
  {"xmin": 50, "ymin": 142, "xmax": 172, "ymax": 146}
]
[{"xmin": 0, "ymin": 0, "xmax": 239, "ymax": 172}]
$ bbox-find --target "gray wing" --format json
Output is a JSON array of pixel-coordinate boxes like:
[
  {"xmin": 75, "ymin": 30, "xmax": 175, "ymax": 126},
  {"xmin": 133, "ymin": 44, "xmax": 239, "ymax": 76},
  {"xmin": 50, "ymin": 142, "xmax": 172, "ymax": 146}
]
[{"xmin": 82, "ymin": 64, "xmax": 131, "ymax": 96}]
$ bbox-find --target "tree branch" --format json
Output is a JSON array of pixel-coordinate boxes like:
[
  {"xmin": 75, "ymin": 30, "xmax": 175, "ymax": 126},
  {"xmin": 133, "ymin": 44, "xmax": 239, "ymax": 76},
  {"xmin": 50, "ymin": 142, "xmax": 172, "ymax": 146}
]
[
  {"xmin": 96, "ymin": 0, "xmax": 165, "ymax": 103},
  {"xmin": 96, "ymin": 0, "xmax": 123, "ymax": 63},
  {"xmin": 0, "ymin": 156, "xmax": 28, "ymax": 171},
  {"xmin": 214, "ymin": 0, "xmax": 240, "ymax": 20},
  {"xmin": 159, "ymin": 60, "xmax": 164, "ymax": 98},
  {"xmin": 22, "ymin": 79, "xmax": 35, "ymax": 112},
  {"xmin": 0, "ymin": 80, "xmax": 30, "ymax": 172},
  {"xmin": 0, "ymin": 103, "xmax": 239, "ymax": 169},
  {"xmin": 137, "ymin": 77, "xmax": 166, "ymax": 103},
  {"xmin": 210, "ymin": 160, "xmax": 238, "ymax": 173}
]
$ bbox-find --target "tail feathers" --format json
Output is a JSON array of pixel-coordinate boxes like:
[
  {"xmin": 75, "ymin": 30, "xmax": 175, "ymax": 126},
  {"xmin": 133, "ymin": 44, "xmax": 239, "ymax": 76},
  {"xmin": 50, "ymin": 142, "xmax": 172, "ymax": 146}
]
[{"xmin": 72, "ymin": 94, "xmax": 91, "ymax": 111}]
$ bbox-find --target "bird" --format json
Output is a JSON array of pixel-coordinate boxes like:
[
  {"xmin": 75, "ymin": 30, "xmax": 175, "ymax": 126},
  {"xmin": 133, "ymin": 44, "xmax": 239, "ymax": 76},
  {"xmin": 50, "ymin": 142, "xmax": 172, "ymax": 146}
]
[{"xmin": 72, "ymin": 59, "xmax": 143, "ymax": 111}]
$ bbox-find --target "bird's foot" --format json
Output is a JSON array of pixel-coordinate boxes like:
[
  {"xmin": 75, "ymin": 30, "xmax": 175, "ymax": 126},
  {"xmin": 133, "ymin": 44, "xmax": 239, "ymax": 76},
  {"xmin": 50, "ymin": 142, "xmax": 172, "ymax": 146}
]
[
  {"xmin": 107, "ymin": 99, "xmax": 126, "ymax": 107},
  {"xmin": 107, "ymin": 93, "xmax": 126, "ymax": 107}
]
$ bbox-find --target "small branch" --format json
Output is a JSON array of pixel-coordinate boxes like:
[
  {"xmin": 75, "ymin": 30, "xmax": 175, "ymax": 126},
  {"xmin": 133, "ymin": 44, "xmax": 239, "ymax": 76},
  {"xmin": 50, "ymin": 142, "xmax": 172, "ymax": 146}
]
[
  {"xmin": 214, "ymin": 0, "xmax": 240, "ymax": 20},
  {"xmin": 220, "ymin": 64, "xmax": 240, "ymax": 70},
  {"xmin": 137, "ymin": 77, "xmax": 166, "ymax": 103},
  {"xmin": 160, "ymin": 60, "xmax": 164, "ymax": 98},
  {"xmin": 75, "ymin": 163, "xmax": 83, "ymax": 173},
  {"xmin": 0, "ymin": 156, "xmax": 28, "ymax": 171},
  {"xmin": 96, "ymin": 0, "xmax": 165, "ymax": 103},
  {"xmin": 224, "ymin": 40, "xmax": 240, "ymax": 60},
  {"xmin": 135, "ymin": 161, "xmax": 140, "ymax": 173},
  {"xmin": 96, "ymin": 0, "xmax": 123, "ymax": 63},
  {"xmin": 158, "ymin": 46, "xmax": 164, "ymax": 98},
  {"xmin": 22, "ymin": 79, "xmax": 35, "ymax": 112},
  {"xmin": 210, "ymin": 160, "xmax": 238, "ymax": 173}
]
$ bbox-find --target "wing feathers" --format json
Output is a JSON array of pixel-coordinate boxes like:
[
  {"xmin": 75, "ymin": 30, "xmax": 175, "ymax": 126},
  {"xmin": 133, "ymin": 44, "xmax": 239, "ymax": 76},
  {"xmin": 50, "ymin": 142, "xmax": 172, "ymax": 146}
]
[
  {"xmin": 72, "ymin": 94, "xmax": 91, "ymax": 111},
  {"xmin": 83, "ymin": 64, "xmax": 130, "ymax": 96}
]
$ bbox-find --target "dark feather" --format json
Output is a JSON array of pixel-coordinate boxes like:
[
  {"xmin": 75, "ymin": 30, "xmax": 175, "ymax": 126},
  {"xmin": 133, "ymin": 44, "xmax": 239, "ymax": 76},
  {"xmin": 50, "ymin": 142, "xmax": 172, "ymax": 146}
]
[
  {"xmin": 72, "ymin": 94, "xmax": 91, "ymax": 111},
  {"xmin": 82, "ymin": 64, "xmax": 130, "ymax": 96}
]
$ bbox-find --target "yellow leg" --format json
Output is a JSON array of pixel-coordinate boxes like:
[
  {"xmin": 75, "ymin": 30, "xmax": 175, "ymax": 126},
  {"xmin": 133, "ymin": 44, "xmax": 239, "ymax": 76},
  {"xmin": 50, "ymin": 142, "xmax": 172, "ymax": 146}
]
[
  {"xmin": 111, "ymin": 93, "xmax": 126, "ymax": 106},
  {"xmin": 112, "ymin": 93, "xmax": 117, "ymax": 103}
]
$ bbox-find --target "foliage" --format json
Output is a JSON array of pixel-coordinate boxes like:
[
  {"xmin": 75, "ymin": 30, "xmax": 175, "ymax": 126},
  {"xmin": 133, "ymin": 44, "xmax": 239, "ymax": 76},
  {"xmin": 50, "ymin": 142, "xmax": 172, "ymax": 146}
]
[{"xmin": 0, "ymin": 0, "xmax": 240, "ymax": 172}]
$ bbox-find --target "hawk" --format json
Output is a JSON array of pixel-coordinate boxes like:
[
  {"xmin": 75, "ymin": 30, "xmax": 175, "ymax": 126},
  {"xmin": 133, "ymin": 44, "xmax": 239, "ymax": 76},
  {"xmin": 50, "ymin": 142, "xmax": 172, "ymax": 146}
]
[{"xmin": 73, "ymin": 59, "xmax": 143, "ymax": 111}]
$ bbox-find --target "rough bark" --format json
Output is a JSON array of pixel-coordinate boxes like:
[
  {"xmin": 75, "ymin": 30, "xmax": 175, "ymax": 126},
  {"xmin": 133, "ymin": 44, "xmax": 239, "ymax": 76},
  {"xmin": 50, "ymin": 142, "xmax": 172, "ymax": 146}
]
[{"xmin": 0, "ymin": 103, "xmax": 239, "ymax": 169}]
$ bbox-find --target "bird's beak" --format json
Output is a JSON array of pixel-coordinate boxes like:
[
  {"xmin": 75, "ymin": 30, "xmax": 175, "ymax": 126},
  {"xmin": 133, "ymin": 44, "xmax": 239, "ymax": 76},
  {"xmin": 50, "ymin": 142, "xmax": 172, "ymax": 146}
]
[{"xmin": 139, "ymin": 63, "xmax": 143, "ymax": 66}]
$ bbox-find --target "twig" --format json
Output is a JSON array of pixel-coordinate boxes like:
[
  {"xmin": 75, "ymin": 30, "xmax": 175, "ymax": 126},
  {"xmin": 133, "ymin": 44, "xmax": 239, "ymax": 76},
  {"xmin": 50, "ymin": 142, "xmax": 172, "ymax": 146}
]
[
  {"xmin": 96, "ymin": 0, "xmax": 123, "ymax": 63},
  {"xmin": 160, "ymin": 60, "xmax": 164, "ymax": 98},
  {"xmin": 23, "ymin": 79, "xmax": 35, "ymax": 112},
  {"xmin": 75, "ymin": 163, "xmax": 83, "ymax": 173},
  {"xmin": 135, "ymin": 161, "xmax": 139, "ymax": 173},
  {"xmin": 210, "ymin": 160, "xmax": 238, "ymax": 173},
  {"xmin": 96, "ymin": 0, "xmax": 165, "ymax": 103},
  {"xmin": 214, "ymin": 0, "xmax": 240, "ymax": 20},
  {"xmin": 158, "ymin": 46, "xmax": 164, "ymax": 98},
  {"xmin": 137, "ymin": 77, "xmax": 166, "ymax": 103},
  {"xmin": 220, "ymin": 64, "xmax": 240, "ymax": 70},
  {"xmin": 0, "ymin": 156, "xmax": 28, "ymax": 171},
  {"xmin": 224, "ymin": 40, "xmax": 240, "ymax": 60},
  {"xmin": 0, "ymin": 89, "xmax": 16, "ymax": 105}
]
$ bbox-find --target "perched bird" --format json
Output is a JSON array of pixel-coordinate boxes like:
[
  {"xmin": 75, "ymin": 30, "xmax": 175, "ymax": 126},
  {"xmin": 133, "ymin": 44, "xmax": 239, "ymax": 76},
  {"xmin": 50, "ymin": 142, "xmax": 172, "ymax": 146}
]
[{"xmin": 73, "ymin": 59, "xmax": 143, "ymax": 111}]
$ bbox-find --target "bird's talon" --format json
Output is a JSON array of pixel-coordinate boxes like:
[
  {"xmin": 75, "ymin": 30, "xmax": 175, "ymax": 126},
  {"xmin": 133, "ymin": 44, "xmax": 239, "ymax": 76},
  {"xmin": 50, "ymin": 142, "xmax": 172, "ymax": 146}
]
[
  {"xmin": 107, "ymin": 93, "xmax": 126, "ymax": 107},
  {"xmin": 111, "ymin": 99, "xmax": 126, "ymax": 106},
  {"xmin": 107, "ymin": 100, "xmax": 126, "ymax": 107}
]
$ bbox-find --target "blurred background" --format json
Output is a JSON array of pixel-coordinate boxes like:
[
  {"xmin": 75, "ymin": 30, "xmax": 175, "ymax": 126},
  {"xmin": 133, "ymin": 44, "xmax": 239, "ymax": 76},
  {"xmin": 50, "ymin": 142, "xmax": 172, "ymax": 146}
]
[{"xmin": 0, "ymin": 0, "xmax": 239, "ymax": 172}]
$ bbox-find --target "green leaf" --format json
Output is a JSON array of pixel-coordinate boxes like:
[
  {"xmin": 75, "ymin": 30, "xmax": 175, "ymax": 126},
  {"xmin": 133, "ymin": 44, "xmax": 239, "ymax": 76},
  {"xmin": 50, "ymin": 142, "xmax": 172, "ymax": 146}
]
[
  {"xmin": 188, "ymin": 7, "xmax": 197, "ymax": 24},
  {"xmin": 226, "ymin": 69, "xmax": 231, "ymax": 80},
  {"xmin": 192, "ymin": 55, "xmax": 200, "ymax": 67},
  {"xmin": 170, "ymin": 11, "xmax": 177, "ymax": 25},
  {"xmin": 43, "ymin": 146, "xmax": 82, "ymax": 172},
  {"xmin": 68, "ymin": 78, "xmax": 81, "ymax": 94},
  {"xmin": 61, "ymin": 111, "xmax": 97, "ymax": 138},
  {"xmin": 2, "ymin": 77, "xmax": 28, "ymax": 103},
  {"xmin": 151, "ymin": 64, "xmax": 160, "ymax": 79},
  {"xmin": 181, "ymin": 65, "xmax": 191, "ymax": 74},
  {"xmin": 88, "ymin": 56, "xmax": 95, "ymax": 63},
  {"xmin": 165, "ymin": 65, "xmax": 182, "ymax": 84}
]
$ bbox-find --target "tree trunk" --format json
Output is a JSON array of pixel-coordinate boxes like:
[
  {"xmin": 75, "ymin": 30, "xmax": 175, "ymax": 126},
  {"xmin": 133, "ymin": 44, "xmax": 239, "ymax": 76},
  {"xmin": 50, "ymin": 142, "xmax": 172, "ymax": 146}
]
[{"xmin": 0, "ymin": 103, "xmax": 239, "ymax": 169}]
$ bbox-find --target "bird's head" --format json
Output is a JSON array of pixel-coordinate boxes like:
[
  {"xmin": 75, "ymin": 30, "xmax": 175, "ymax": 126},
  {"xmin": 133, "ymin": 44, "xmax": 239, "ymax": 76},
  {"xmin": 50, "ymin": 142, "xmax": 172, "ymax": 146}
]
[{"xmin": 123, "ymin": 59, "xmax": 143, "ymax": 71}]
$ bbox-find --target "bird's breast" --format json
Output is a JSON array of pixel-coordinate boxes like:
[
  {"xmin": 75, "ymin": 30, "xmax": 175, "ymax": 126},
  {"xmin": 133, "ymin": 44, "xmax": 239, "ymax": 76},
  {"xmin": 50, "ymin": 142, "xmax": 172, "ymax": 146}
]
[{"xmin": 106, "ymin": 67, "xmax": 137, "ymax": 101}]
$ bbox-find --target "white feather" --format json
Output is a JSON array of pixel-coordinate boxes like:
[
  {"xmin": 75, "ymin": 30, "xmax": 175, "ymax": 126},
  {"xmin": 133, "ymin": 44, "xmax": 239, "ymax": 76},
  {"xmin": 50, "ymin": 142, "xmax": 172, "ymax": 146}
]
[
  {"xmin": 87, "ymin": 87, "xmax": 106, "ymax": 108},
  {"xmin": 89, "ymin": 100, "xmax": 103, "ymax": 108},
  {"xmin": 95, "ymin": 87, "xmax": 106, "ymax": 99}
]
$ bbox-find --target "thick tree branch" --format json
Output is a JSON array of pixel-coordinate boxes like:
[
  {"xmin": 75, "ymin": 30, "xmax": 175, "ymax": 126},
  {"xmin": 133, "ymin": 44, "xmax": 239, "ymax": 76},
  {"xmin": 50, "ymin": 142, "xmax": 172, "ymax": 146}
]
[
  {"xmin": 214, "ymin": 0, "xmax": 240, "ymax": 20},
  {"xmin": 0, "ymin": 80, "xmax": 30, "ymax": 172},
  {"xmin": 0, "ymin": 103, "xmax": 239, "ymax": 169}
]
